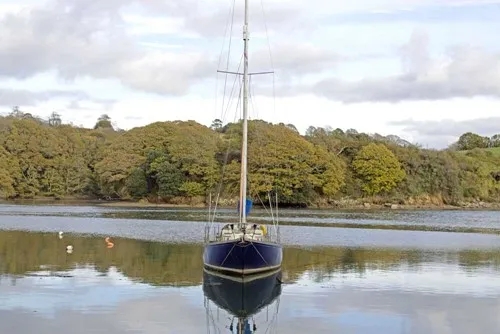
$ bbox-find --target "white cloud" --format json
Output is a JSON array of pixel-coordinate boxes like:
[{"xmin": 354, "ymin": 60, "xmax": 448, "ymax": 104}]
[
  {"xmin": 0, "ymin": 0, "xmax": 215, "ymax": 95},
  {"xmin": 297, "ymin": 0, "xmax": 500, "ymax": 14},
  {"xmin": 0, "ymin": 0, "xmax": 500, "ymax": 148},
  {"xmin": 0, "ymin": 88, "xmax": 89, "ymax": 106},
  {"xmin": 123, "ymin": 14, "xmax": 190, "ymax": 37}
]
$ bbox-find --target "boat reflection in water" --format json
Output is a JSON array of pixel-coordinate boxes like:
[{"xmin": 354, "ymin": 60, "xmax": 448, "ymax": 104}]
[{"xmin": 203, "ymin": 268, "xmax": 282, "ymax": 333}]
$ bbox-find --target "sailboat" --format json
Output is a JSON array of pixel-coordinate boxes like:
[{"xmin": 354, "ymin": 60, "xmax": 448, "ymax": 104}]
[
  {"xmin": 203, "ymin": 268, "xmax": 282, "ymax": 333},
  {"xmin": 202, "ymin": 0, "xmax": 283, "ymax": 275}
]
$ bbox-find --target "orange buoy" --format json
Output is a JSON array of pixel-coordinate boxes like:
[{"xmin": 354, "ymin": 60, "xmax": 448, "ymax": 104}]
[{"xmin": 105, "ymin": 237, "xmax": 114, "ymax": 249}]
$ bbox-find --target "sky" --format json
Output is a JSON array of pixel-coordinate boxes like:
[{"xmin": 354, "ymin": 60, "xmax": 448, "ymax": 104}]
[{"xmin": 0, "ymin": 0, "xmax": 500, "ymax": 148}]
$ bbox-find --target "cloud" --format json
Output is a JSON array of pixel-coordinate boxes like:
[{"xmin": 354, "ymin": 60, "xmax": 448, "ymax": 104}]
[
  {"xmin": 392, "ymin": 117, "xmax": 500, "ymax": 137},
  {"xmin": 389, "ymin": 116, "xmax": 500, "ymax": 148},
  {"xmin": 2, "ymin": 0, "xmax": 500, "ymax": 103},
  {"xmin": 305, "ymin": 0, "xmax": 500, "ymax": 14},
  {"xmin": 311, "ymin": 31, "xmax": 500, "ymax": 103},
  {"xmin": 118, "ymin": 51, "xmax": 214, "ymax": 95},
  {"xmin": 251, "ymin": 42, "xmax": 341, "ymax": 76},
  {"xmin": 66, "ymin": 98, "xmax": 116, "ymax": 111},
  {"xmin": 0, "ymin": 0, "xmax": 347, "ymax": 96},
  {"xmin": 316, "ymin": 1, "xmax": 500, "ymax": 25},
  {"xmin": 0, "ymin": 88, "xmax": 89, "ymax": 106},
  {"xmin": 181, "ymin": 1, "xmax": 306, "ymax": 38},
  {"xmin": 0, "ymin": 0, "xmax": 216, "ymax": 96}
]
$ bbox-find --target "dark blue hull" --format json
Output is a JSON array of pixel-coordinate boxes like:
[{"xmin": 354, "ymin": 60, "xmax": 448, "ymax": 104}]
[
  {"xmin": 203, "ymin": 240, "xmax": 282, "ymax": 275},
  {"xmin": 203, "ymin": 268, "xmax": 282, "ymax": 317}
]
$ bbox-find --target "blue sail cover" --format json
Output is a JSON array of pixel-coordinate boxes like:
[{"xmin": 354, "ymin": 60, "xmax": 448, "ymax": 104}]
[
  {"xmin": 244, "ymin": 320, "xmax": 252, "ymax": 334},
  {"xmin": 237, "ymin": 199, "xmax": 253, "ymax": 216}
]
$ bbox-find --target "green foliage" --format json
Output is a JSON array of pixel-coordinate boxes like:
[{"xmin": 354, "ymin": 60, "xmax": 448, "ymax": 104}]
[
  {"xmin": 179, "ymin": 181, "xmax": 205, "ymax": 197},
  {"xmin": 152, "ymin": 157, "xmax": 184, "ymax": 198},
  {"xmin": 391, "ymin": 147, "xmax": 461, "ymax": 203},
  {"xmin": 490, "ymin": 135, "xmax": 500, "ymax": 148},
  {"xmin": 221, "ymin": 121, "xmax": 345, "ymax": 205},
  {"xmin": 0, "ymin": 146, "xmax": 19, "ymax": 198},
  {"xmin": 454, "ymin": 149, "xmax": 500, "ymax": 201},
  {"xmin": 210, "ymin": 118, "xmax": 223, "ymax": 132},
  {"xmin": 457, "ymin": 132, "xmax": 489, "ymax": 150},
  {"xmin": 94, "ymin": 114, "xmax": 113, "ymax": 130},
  {"xmin": 126, "ymin": 168, "xmax": 148, "ymax": 199},
  {"xmin": 48, "ymin": 112, "xmax": 62, "ymax": 127},
  {"xmin": 352, "ymin": 143, "xmax": 406, "ymax": 196},
  {"xmin": 1, "ymin": 111, "xmax": 500, "ymax": 207}
]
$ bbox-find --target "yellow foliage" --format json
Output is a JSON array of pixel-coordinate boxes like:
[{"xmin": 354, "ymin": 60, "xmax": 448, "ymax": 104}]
[{"xmin": 353, "ymin": 143, "xmax": 405, "ymax": 195}]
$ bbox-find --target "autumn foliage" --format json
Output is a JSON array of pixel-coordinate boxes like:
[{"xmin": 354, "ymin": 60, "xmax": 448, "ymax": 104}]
[{"xmin": 1, "ymin": 111, "xmax": 500, "ymax": 206}]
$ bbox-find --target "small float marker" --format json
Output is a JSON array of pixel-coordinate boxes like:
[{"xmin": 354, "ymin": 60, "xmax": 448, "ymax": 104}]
[
  {"xmin": 58, "ymin": 231, "xmax": 63, "ymax": 239},
  {"xmin": 66, "ymin": 245, "xmax": 73, "ymax": 254},
  {"xmin": 105, "ymin": 237, "xmax": 114, "ymax": 248}
]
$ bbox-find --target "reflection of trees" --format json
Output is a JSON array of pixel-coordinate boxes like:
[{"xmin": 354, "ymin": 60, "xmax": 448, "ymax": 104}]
[
  {"xmin": 1, "ymin": 231, "xmax": 500, "ymax": 286},
  {"xmin": 458, "ymin": 250, "xmax": 500, "ymax": 271},
  {"xmin": 0, "ymin": 231, "xmax": 204, "ymax": 286}
]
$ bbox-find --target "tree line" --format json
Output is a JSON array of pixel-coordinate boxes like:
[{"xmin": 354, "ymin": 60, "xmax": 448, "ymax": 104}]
[{"xmin": 0, "ymin": 108, "xmax": 499, "ymax": 207}]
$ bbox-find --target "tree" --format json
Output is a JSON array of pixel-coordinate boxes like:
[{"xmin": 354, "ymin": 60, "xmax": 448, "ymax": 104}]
[
  {"xmin": 48, "ymin": 112, "xmax": 62, "ymax": 127},
  {"xmin": 10, "ymin": 106, "xmax": 23, "ymax": 118},
  {"xmin": 94, "ymin": 114, "xmax": 113, "ymax": 130},
  {"xmin": 179, "ymin": 181, "xmax": 205, "ymax": 197},
  {"xmin": 305, "ymin": 126, "xmax": 317, "ymax": 137},
  {"xmin": 210, "ymin": 119, "xmax": 223, "ymax": 132},
  {"xmin": 223, "ymin": 120, "xmax": 345, "ymax": 205},
  {"xmin": 353, "ymin": 143, "xmax": 406, "ymax": 196},
  {"xmin": 332, "ymin": 128, "xmax": 344, "ymax": 136},
  {"xmin": 152, "ymin": 158, "xmax": 184, "ymax": 198},
  {"xmin": 456, "ymin": 132, "xmax": 489, "ymax": 150},
  {"xmin": 0, "ymin": 147, "xmax": 19, "ymax": 199},
  {"xmin": 126, "ymin": 168, "xmax": 148, "ymax": 198},
  {"xmin": 490, "ymin": 134, "xmax": 500, "ymax": 148},
  {"xmin": 285, "ymin": 123, "xmax": 299, "ymax": 133}
]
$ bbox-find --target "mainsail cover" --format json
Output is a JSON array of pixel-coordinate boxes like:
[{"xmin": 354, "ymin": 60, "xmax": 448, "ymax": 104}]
[{"xmin": 237, "ymin": 198, "xmax": 253, "ymax": 216}]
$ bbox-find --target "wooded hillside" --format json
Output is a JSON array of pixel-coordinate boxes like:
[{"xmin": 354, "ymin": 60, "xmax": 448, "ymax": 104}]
[{"xmin": 1, "ymin": 108, "xmax": 499, "ymax": 208}]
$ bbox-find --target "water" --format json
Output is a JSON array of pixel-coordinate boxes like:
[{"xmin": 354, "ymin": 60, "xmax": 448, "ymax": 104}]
[
  {"xmin": 1, "ymin": 204, "xmax": 500, "ymax": 333},
  {"xmin": 2, "ymin": 203, "xmax": 500, "ymax": 231}
]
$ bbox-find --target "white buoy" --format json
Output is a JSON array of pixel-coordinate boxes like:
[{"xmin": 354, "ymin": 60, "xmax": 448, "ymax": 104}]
[
  {"xmin": 66, "ymin": 245, "xmax": 73, "ymax": 254},
  {"xmin": 58, "ymin": 231, "xmax": 63, "ymax": 239}
]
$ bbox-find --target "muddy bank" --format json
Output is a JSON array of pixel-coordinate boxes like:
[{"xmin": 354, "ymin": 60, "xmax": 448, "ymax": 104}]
[{"xmin": 2, "ymin": 196, "xmax": 500, "ymax": 211}]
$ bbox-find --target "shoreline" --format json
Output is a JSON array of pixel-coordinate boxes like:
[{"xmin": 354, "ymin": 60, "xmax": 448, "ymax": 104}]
[{"xmin": 1, "ymin": 197, "xmax": 500, "ymax": 211}]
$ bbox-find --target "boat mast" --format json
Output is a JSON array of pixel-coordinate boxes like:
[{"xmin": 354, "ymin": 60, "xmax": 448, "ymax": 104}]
[{"xmin": 240, "ymin": 0, "xmax": 250, "ymax": 226}]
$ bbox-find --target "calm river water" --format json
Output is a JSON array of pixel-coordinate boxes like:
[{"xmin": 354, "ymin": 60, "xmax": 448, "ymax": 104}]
[{"xmin": 1, "ymin": 204, "xmax": 500, "ymax": 333}]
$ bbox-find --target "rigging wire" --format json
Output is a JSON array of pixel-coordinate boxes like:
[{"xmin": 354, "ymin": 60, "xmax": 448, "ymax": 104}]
[
  {"xmin": 221, "ymin": 54, "xmax": 244, "ymax": 126},
  {"xmin": 214, "ymin": 0, "xmax": 237, "ymax": 124},
  {"xmin": 207, "ymin": 0, "xmax": 240, "ymax": 235},
  {"xmin": 220, "ymin": 0, "xmax": 237, "ymax": 125},
  {"xmin": 208, "ymin": 0, "xmax": 282, "ymax": 232},
  {"xmin": 209, "ymin": 81, "xmax": 243, "ymax": 236},
  {"xmin": 259, "ymin": 0, "xmax": 277, "ymax": 121}
]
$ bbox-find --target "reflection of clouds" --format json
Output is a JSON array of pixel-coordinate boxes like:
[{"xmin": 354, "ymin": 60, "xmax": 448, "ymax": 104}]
[
  {"xmin": 278, "ymin": 278, "xmax": 500, "ymax": 334},
  {"xmin": 1, "ymin": 264, "xmax": 500, "ymax": 333},
  {"xmin": 292, "ymin": 263, "xmax": 500, "ymax": 297},
  {"xmin": 0, "ymin": 266, "xmax": 160, "ymax": 317},
  {"xmin": 422, "ymin": 311, "xmax": 452, "ymax": 334},
  {"xmin": 114, "ymin": 289, "xmax": 207, "ymax": 334}
]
